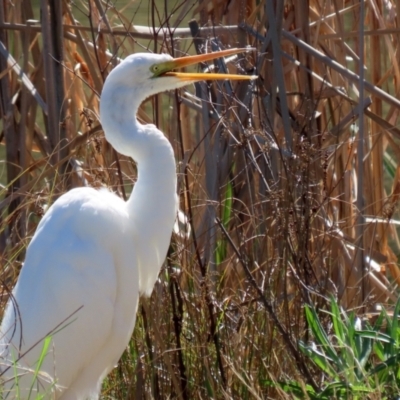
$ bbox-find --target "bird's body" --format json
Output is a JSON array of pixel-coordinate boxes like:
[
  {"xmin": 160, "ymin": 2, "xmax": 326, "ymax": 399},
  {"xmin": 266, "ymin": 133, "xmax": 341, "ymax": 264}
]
[
  {"xmin": 0, "ymin": 49, "xmax": 254, "ymax": 399},
  {"xmin": 0, "ymin": 188, "xmax": 141, "ymax": 399}
]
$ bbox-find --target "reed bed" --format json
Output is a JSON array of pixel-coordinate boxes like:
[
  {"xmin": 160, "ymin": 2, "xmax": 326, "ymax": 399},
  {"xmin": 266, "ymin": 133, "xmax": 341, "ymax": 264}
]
[{"xmin": 1, "ymin": 0, "xmax": 400, "ymax": 398}]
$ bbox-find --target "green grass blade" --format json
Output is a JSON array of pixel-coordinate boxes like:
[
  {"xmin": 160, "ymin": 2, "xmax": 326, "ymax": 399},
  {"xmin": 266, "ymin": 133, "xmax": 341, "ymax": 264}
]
[
  {"xmin": 299, "ymin": 341, "xmax": 338, "ymax": 378},
  {"xmin": 330, "ymin": 297, "xmax": 345, "ymax": 346},
  {"xmin": 305, "ymin": 305, "xmax": 339, "ymax": 365},
  {"xmin": 29, "ymin": 336, "xmax": 52, "ymax": 399}
]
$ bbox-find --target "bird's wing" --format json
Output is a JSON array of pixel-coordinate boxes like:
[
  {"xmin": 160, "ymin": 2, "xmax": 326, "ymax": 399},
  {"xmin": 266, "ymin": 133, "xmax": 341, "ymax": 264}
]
[{"xmin": 0, "ymin": 188, "xmax": 137, "ymax": 396}]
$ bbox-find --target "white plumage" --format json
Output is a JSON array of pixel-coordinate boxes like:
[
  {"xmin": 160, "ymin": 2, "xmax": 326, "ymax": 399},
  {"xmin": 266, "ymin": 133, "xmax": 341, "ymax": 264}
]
[{"xmin": 0, "ymin": 49, "xmax": 254, "ymax": 399}]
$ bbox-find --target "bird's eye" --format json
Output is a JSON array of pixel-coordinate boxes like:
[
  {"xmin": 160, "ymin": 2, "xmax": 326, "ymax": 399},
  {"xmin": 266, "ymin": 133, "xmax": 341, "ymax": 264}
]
[{"xmin": 150, "ymin": 62, "xmax": 170, "ymax": 77}]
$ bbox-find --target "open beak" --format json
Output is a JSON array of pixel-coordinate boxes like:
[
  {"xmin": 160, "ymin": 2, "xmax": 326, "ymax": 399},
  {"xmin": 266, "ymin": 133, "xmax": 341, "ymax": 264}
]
[{"xmin": 156, "ymin": 48, "xmax": 257, "ymax": 81}]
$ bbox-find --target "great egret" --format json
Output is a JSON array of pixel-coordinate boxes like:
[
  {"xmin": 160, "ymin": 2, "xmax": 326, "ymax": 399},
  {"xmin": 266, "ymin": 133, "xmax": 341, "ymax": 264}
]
[{"xmin": 0, "ymin": 48, "xmax": 255, "ymax": 399}]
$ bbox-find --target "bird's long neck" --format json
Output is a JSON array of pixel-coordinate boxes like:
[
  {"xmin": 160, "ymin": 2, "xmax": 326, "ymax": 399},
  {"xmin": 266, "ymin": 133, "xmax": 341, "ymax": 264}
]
[
  {"xmin": 128, "ymin": 139, "xmax": 177, "ymax": 295},
  {"xmin": 100, "ymin": 87, "xmax": 177, "ymax": 295}
]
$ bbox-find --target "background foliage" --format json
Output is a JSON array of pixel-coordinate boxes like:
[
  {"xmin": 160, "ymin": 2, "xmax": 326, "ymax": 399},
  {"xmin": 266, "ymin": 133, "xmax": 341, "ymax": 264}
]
[{"xmin": 1, "ymin": 0, "xmax": 400, "ymax": 398}]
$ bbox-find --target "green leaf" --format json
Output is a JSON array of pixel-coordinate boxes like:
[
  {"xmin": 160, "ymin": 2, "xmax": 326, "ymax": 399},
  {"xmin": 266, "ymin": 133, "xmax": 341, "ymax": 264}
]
[
  {"xmin": 357, "ymin": 336, "xmax": 372, "ymax": 370},
  {"xmin": 222, "ymin": 181, "xmax": 233, "ymax": 227},
  {"xmin": 304, "ymin": 305, "xmax": 339, "ymax": 365},
  {"xmin": 320, "ymin": 380, "xmax": 373, "ymax": 396},
  {"xmin": 354, "ymin": 330, "xmax": 394, "ymax": 343},
  {"xmin": 299, "ymin": 341, "xmax": 338, "ymax": 378},
  {"xmin": 390, "ymin": 297, "xmax": 400, "ymax": 354},
  {"xmin": 369, "ymin": 353, "xmax": 400, "ymax": 375},
  {"xmin": 263, "ymin": 380, "xmax": 321, "ymax": 399},
  {"xmin": 330, "ymin": 297, "xmax": 345, "ymax": 345},
  {"xmin": 373, "ymin": 339, "xmax": 386, "ymax": 362}
]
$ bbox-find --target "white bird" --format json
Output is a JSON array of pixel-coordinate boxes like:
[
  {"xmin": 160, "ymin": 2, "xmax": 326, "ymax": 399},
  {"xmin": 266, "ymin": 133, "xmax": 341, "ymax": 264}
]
[{"xmin": 0, "ymin": 49, "xmax": 255, "ymax": 399}]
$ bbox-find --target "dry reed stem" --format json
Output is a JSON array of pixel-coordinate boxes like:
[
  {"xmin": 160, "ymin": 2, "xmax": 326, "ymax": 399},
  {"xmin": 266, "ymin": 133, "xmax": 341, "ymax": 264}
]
[{"xmin": 0, "ymin": 0, "xmax": 400, "ymax": 397}]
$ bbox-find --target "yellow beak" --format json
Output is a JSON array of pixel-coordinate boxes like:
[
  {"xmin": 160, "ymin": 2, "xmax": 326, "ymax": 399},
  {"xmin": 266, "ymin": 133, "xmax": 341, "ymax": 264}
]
[{"xmin": 155, "ymin": 48, "xmax": 257, "ymax": 81}]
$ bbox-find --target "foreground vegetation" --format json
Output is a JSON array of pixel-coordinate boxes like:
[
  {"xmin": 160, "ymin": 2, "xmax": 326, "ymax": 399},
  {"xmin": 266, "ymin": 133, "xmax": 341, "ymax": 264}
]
[{"xmin": 1, "ymin": 0, "xmax": 400, "ymax": 398}]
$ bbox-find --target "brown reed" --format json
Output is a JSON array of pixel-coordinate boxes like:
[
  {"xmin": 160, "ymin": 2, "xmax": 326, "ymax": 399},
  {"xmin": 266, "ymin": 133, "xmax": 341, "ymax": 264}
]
[{"xmin": 0, "ymin": 0, "xmax": 400, "ymax": 398}]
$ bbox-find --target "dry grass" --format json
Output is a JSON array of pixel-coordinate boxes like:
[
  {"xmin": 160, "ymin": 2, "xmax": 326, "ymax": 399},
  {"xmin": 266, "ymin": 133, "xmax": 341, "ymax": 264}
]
[{"xmin": 1, "ymin": 0, "xmax": 400, "ymax": 398}]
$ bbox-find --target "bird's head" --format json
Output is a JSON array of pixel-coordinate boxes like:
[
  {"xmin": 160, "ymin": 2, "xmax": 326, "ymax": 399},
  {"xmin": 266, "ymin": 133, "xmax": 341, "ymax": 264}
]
[
  {"xmin": 100, "ymin": 49, "xmax": 256, "ymax": 159},
  {"xmin": 102, "ymin": 48, "xmax": 256, "ymax": 100}
]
